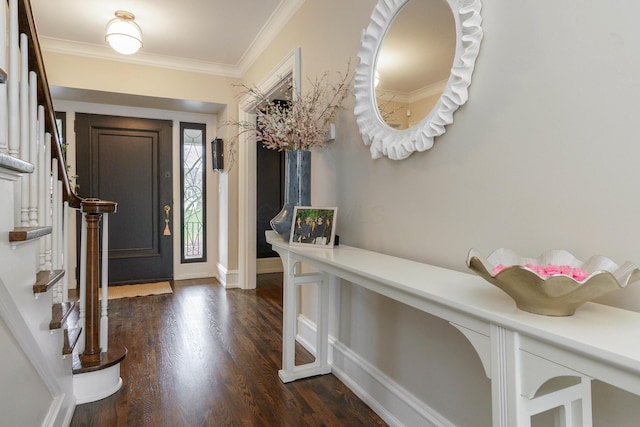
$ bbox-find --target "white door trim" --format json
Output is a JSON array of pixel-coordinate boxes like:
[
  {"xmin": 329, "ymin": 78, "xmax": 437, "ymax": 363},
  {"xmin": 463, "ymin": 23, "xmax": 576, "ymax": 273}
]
[{"xmin": 238, "ymin": 48, "xmax": 301, "ymax": 290}]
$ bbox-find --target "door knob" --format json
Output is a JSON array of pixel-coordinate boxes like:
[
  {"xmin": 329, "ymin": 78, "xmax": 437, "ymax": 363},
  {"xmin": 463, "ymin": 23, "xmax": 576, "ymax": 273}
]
[{"xmin": 163, "ymin": 205, "xmax": 171, "ymax": 236}]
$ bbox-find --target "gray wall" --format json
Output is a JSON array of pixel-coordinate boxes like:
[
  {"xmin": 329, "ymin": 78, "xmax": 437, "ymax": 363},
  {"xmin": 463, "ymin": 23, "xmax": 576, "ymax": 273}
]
[
  {"xmin": 0, "ymin": 317, "xmax": 51, "ymax": 426},
  {"xmin": 244, "ymin": 0, "xmax": 640, "ymax": 425}
]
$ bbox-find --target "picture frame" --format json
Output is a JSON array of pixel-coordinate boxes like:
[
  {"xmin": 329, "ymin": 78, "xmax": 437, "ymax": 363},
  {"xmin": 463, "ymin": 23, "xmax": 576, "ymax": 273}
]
[{"xmin": 289, "ymin": 206, "xmax": 338, "ymax": 248}]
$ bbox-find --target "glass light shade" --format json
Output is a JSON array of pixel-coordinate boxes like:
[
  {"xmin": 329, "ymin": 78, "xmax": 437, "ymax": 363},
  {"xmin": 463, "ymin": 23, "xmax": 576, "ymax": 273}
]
[{"xmin": 105, "ymin": 13, "xmax": 142, "ymax": 55}]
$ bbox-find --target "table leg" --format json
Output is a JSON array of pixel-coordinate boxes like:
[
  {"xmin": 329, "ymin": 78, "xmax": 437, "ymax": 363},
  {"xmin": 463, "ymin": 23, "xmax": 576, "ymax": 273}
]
[{"xmin": 278, "ymin": 255, "xmax": 332, "ymax": 382}]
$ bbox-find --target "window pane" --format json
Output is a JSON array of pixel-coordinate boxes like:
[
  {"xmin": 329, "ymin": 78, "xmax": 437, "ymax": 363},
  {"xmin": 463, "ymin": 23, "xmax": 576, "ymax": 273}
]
[
  {"xmin": 180, "ymin": 123, "xmax": 206, "ymax": 262},
  {"xmin": 55, "ymin": 111, "xmax": 66, "ymax": 152}
]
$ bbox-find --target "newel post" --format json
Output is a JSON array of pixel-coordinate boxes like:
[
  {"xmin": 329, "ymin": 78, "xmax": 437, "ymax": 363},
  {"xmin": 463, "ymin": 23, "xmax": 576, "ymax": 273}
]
[{"xmin": 80, "ymin": 198, "xmax": 116, "ymax": 365}]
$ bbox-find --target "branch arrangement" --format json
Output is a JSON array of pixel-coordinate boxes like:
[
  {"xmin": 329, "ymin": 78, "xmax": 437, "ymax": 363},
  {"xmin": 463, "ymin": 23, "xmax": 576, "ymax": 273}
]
[{"xmin": 224, "ymin": 63, "xmax": 353, "ymax": 167}]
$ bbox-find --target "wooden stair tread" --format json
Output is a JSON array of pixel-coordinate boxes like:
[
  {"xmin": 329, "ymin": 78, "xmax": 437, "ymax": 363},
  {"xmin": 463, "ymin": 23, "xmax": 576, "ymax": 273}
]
[
  {"xmin": 63, "ymin": 327, "xmax": 81, "ymax": 355},
  {"xmin": 73, "ymin": 344, "xmax": 127, "ymax": 374},
  {"xmin": 33, "ymin": 269, "xmax": 64, "ymax": 294},
  {"xmin": 10, "ymin": 226, "xmax": 52, "ymax": 243},
  {"xmin": 50, "ymin": 300, "xmax": 76, "ymax": 329},
  {"xmin": 51, "ymin": 300, "xmax": 81, "ymax": 354}
]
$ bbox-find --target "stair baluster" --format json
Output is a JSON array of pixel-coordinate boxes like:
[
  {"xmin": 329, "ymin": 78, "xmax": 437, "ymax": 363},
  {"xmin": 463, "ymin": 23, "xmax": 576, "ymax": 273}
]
[
  {"xmin": 43, "ymin": 133, "xmax": 52, "ymax": 270},
  {"xmin": 8, "ymin": 0, "xmax": 19, "ymax": 158},
  {"xmin": 77, "ymin": 213, "xmax": 87, "ymax": 354},
  {"xmin": 28, "ymin": 70, "xmax": 37, "ymax": 226},
  {"xmin": 100, "ymin": 213, "xmax": 109, "ymax": 351},
  {"xmin": 51, "ymin": 157, "xmax": 59, "ymax": 301},
  {"xmin": 62, "ymin": 198, "xmax": 70, "ymax": 301},
  {"xmin": 19, "ymin": 33, "xmax": 28, "ymax": 225},
  {"xmin": 37, "ymin": 106, "xmax": 45, "ymax": 268},
  {"xmin": 0, "ymin": 0, "xmax": 7, "ymax": 153}
]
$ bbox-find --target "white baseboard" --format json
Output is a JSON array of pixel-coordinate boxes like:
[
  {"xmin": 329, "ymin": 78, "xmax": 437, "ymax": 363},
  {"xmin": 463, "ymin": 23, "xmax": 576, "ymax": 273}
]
[
  {"xmin": 216, "ymin": 263, "xmax": 239, "ymax": 288},
  {"xmin": 74, "ymin": 365, "xmax": 123, "ymax": 404},
  {"xmin": 59, "ymin": 400, "xmax": 76, "ymax": 427},
  {"xmin": 42, "ymin": 394, "xmax": 64, "ymax": 427},
  {"xmin": 295, "ymin": 314, "xmax": 318, "ymax": 355},
  {"xmin": 296, "ymin": 315, "xmax": 454, "ymax": 427},
  {"xmin": 257, "ymin": 257, "xmax": 283, "ymax": 274},
  {"xmin": 174, "ymin": 272, "xmax": 217, "ymax": 281}
]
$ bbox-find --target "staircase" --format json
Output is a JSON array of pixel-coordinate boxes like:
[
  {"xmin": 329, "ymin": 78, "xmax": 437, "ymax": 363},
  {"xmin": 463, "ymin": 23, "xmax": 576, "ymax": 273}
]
[{"xmin": 0, "ymin": 1, "xmax": 125, "ymax": 425}]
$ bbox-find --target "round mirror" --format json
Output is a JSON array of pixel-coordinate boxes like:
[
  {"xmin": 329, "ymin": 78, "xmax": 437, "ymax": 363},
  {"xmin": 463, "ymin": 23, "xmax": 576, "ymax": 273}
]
[
  {"xmin": 375, "ymin": 0, "xmax": 455, "ymax": 130},
  {"xmin": 355, "ymin": 0, "xmax": 483, "ymax": 160}
]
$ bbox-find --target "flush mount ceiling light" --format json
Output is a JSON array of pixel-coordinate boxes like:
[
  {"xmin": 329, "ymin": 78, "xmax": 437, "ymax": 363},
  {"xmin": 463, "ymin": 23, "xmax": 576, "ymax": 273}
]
[{"xmin": 105, "ymin": 10, "xmax": 142, "ymax": 55}]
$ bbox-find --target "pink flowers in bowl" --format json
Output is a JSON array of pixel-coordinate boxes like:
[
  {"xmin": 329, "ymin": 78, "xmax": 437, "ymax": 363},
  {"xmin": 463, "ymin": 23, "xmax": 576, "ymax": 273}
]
[
  {"xmin": 467, "ymin": 248, "xmax": 640, "ymax": 316},
  {"xmin": 492, "ymin": 263, "xmax": 589, "ymax": 282}
]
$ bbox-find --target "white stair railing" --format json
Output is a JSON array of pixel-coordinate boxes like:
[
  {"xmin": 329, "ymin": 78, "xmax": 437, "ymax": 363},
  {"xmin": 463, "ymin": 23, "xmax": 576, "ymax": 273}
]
[
  {"xmin": 0, "ymin": 0, "xmax": 7, "ymax": 154},
  {"xmin": 3, "ymin": 0, "xmax": 71, "ymax": 304},
  {"xmin": 0, "ymin": 1, "xmax": 72, "ymax": 330}
]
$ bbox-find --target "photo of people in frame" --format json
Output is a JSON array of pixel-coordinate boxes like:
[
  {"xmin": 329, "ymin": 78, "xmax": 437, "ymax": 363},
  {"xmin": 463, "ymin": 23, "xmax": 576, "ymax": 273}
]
[{"xmin": 289, "ymin": 206, "xmax": 338, "ymax": 248}]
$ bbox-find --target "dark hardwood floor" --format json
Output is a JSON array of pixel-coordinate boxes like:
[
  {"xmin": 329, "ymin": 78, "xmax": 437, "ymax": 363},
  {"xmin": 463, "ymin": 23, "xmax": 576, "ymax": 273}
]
[{"xmin": 70, "ymin": 273, "xmax": 387, "ymax": 426}]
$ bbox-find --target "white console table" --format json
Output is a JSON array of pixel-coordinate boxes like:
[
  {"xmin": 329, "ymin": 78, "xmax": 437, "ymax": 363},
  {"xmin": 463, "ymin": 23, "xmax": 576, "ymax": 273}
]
[{"xmin": 266, "ymin": 231, "xmax": 640, "ymax": 427}]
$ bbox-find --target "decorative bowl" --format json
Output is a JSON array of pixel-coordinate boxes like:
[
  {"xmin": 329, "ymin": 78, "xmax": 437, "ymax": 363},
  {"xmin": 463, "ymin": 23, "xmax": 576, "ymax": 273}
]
[{"xmin": 466, "ymin": 248, "xmax": 640, "ymax": 316}]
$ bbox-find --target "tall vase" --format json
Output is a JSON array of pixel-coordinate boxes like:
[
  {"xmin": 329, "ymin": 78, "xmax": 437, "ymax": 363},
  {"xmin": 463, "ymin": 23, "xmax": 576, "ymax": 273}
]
[{"xmin": 270, "ymin": 150, "xmax": 311, "ymax": 241}]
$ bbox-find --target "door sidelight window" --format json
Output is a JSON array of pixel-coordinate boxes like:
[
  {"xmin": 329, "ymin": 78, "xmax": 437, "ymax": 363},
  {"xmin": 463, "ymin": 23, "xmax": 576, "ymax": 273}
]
[{"xmin": 180, "ymin": 122, "xmax": 206, "ymax": 263}]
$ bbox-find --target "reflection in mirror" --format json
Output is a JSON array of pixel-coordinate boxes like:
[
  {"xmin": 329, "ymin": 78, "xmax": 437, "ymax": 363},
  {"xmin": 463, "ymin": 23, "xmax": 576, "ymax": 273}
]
[
  {"xmin": 375, "ymin": 0, "xmax": 455, "ymax": 130},
  {"xmin": 355, "ymin": 0, "xmax": 483, "ymax": 160}
]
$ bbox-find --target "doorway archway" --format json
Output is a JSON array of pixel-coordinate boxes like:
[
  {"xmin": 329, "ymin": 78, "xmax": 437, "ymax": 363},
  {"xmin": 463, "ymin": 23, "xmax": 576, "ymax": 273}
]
[{"xmin": 238, "ymin": 48, "xmax": 301, "ymax": 290}]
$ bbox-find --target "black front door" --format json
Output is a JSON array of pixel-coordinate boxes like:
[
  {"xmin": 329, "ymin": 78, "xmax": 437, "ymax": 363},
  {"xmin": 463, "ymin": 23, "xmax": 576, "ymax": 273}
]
[
  {"xmin": 256, "ymin": 99, "xmax": 287, "ymax": 259},
  {"xmin": 256, "ymin": 143, "xmax": 284, "ymax": 258},
  {"xmin": 76, "ymin": 113, "xmax": 173, "ymax": 285}
]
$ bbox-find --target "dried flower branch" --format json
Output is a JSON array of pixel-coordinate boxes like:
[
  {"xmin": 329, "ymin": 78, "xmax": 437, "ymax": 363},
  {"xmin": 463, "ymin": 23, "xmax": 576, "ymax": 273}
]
[{"xmin": 223, "ymin": 63, "xmax": 353, "ymax": 169}]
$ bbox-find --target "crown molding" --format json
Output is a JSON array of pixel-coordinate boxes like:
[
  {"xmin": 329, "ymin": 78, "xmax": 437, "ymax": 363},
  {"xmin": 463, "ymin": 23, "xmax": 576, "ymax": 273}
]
[
  {"xmin": 39, "ymin": 0, "xmax": 306, "ymax": 79},
  {"xmin": 408, "ymin": 79, "xmax": 448, "ymax": 103},
  {"xmin": 40, "ymin": 37, "xmax": 242, "ymax": 77},
  {"xmin": 235, "ymin": 0, "xmax": 306, "ymax": 76},
  {"xmin": 376, "ymin": 79, "xmax": 449, "ymax": 104}
]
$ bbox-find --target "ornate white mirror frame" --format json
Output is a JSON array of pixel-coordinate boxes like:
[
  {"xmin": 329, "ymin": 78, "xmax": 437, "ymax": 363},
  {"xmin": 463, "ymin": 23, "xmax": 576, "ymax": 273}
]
[{"xmin": 355, "ymin": 0, "xmax": 483, "ymax": 160}]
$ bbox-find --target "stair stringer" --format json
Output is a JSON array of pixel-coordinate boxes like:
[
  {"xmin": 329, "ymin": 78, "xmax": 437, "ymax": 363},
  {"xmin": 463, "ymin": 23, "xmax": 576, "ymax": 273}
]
[{"xmin": 0, "ymin": 174, "xmax": 75, "ymax": 426}]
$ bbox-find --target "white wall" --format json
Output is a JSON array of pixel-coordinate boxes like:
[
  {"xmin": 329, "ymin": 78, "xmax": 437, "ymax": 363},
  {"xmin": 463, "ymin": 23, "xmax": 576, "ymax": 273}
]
[{"xmin": 243, "ymin": 0, "xmax": 640, "ymax": 425}]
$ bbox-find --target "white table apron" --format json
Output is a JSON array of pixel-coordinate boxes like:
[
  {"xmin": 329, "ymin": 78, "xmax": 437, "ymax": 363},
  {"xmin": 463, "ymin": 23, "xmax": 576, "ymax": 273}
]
[{"xmin": 267, "ymin": 231, "xmax": 640, "ymax": 427}]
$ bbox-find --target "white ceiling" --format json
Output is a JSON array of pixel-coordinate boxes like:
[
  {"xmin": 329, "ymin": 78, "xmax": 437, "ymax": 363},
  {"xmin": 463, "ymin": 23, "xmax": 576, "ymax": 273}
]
[
  {"xmin": 29, "ymin": 0, "xmax": 455, "ymax": 113},
  {"xmin": 31, "ymin": 0, "xmax": 304, "ymax": 76},
  {"xmin": 30, "ymin": 0, "xmax": 305, "ymax": 113}
]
